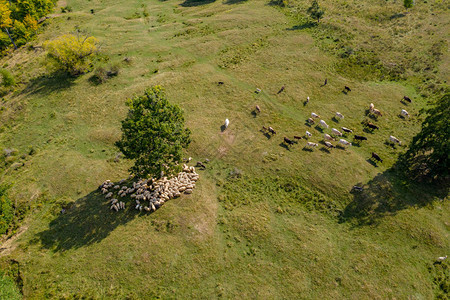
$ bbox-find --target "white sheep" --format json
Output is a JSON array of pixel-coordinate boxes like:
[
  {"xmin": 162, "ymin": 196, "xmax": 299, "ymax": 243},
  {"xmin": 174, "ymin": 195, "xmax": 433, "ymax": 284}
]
[{"xmin": 224, "ymin": 118, "xmax": 229, "ymax": 129}]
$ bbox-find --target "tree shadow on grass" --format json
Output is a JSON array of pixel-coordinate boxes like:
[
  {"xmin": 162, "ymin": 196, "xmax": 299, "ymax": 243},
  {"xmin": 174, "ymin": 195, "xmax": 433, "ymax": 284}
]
[
  {"xmin": 223, "ymin": 0, "xmax": 247, "ymax": 4},
  {"xmin": 31, "ymin": 189, "xmax": 139, "ymax": 252},
  {"xmin": 286, "ymin": 22, "xmax": 317, "ymax": 31},
  {"xmin": 20, "ymin": 71, "xmax": 76, "ymax": 96},
  {"xmin": 180, "ymin": 0, "xmax": 216, "ymax": 7},
  {"xmin": 340, "ymin": 161, "xmax": 448, "ymax": 226}
]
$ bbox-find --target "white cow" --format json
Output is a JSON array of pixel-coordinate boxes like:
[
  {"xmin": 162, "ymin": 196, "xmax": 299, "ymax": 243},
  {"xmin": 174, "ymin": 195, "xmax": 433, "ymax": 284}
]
[
  {"xmin": 335, "ymin": 112, "xmax": 344, "ymax": 119},
  {"xmin": 324, "ymin": 141, "xmax": 334, "ymax": 148},
  {"xmin": 306, "ymin": 142, "xmax": 318, "ymax": 148},
  {"xmin": 341, "ymin": 127, "xmax": 353, "ymax": 133},
  {"xmin": 332, "ymin": 128, "xmax": 343, "ymax": 136},
  {"xmin": 401, "ymin": 109, "xmax": 409, "ymax": 117},
  {"xmin": 324, "ymin": 133, "xmax": 334, "ymax": 141},
  {"xmin": 369, "ymin": 103, "xmax": 375, "ymax": 112},
  {"xmin": 311, "ymin": 112, "xmax": 320, "ymax": 119},
  {"xmin": 319, "ymin": 120, "xmax": 329, "ymax": 128},
  {"xmin": 339, "ymin": 139, "xmax": 352, "ymax": 147},
  {"xmin": 389, "ymin": 135, "xmax": 401, "ymax": 145},
  {"xmin": 306, "ymin": 131, "xmax": 312, "ymax": 138},
  {"xmin": 224, "ymin": 118, "xmax": 230, "ymax": 129}
]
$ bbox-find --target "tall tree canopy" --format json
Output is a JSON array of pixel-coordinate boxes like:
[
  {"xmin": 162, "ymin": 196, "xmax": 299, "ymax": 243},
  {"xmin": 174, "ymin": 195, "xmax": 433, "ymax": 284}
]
[
  {"xmin": 403, "ymin": 93, "xmax": 449, "ymax": 181},
  {"xmin": 116, "ymin": 86, "xmax": 191, "ymax": 179}
]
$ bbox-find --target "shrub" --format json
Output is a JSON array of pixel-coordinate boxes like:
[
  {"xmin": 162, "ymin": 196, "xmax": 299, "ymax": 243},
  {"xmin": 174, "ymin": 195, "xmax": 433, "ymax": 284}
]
[
  {"xmin": 0, "ymin": 69, "xmax": 15, "ymax": 87},
  {"xmin": 0, "ymin": 185, "xmax": 13, "ymax": 235},
  {"xmin": 44, "ymin": 33, "xmax": 99, "ymax": 75}
]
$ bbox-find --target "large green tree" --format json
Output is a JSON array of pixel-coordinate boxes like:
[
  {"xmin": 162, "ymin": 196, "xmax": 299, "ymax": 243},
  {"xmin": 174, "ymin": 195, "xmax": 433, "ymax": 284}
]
[
  {"xmin": 403, "ymin": 93, "xmax": 449, "ymax": 181},
  {"xmin": 116, "ymin": 86, "xmax": 191, "ymax": 179}
]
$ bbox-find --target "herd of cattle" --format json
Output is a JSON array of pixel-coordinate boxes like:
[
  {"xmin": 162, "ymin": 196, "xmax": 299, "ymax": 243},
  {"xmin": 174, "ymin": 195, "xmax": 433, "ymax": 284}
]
[{"xmin": 223, "ymin": 86, "xmax": 413, "ymax": 165}]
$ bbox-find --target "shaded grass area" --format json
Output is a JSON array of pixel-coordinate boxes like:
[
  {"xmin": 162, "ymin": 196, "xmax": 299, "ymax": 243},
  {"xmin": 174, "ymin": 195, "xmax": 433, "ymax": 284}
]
[{"xmin": 31, "ymin": 190, "xmax": 138, "ymax": 252}]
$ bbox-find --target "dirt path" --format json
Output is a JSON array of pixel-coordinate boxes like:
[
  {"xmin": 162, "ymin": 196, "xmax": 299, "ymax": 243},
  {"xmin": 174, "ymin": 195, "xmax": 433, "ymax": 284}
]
[{"xmin": 0, "ymin": 225, "xmax": 28, "ymax": 258}]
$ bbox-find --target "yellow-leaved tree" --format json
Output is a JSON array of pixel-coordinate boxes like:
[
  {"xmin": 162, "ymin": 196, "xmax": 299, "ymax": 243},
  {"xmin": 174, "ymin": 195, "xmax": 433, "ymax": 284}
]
[
  {"xmin": 0, "ymin": 1, "xmax": 17, "ymax": 49},
  {"xmin": 44, "ymin": 33, "xmax": 99, "ymax": 75}
]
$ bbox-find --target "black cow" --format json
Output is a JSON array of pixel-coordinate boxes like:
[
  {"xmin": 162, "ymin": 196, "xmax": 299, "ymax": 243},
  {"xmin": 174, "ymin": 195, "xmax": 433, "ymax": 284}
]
[
  {"xmin": 403, "ymin": 96, "xmax": 412, "ymax": 103},
  {"xmin": 344, "ymin": 86, "xmax": 351, "ymax": 92},
  {"xmin": 294, "ymin": 136, "xmax": 302, "ymax": 140},
  {"xmin": 367, "ymin": 122, "xmax": 379, "ymax": 130},
  {"xmin": 284, "ymin": 137, "xmax": 295, "ymax": 146},
  {"xmin": 371, "ymin": 152, "xmax": 383, "ymax": 163},
  {"xmin": 354, "ymin": 135, "xmax": 367, "ymax": 141},
  {"xmin": 277, "ymin": 86, "xmax": 285, "ymax": 94}
]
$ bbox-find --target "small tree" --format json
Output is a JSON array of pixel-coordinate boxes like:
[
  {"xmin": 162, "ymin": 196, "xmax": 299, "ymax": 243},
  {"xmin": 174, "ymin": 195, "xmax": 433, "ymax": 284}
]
[
  {"xmin": 307, "ymin": 0, "xmax": 325, "ymax": 23},
  {"xmin": 115, "ymin": 86, "xmax": 191, "ymax": 179},
  {"xmin": 404, "ymin": 0, "xmax": 413, "ymax": 10},
  {"xmin": 44, "ymin": 33, "xmax": 98, "ymax": 75}
]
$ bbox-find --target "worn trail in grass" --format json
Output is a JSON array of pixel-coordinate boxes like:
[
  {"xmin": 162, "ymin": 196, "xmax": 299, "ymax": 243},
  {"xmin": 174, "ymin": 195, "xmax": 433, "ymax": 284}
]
[{"xmin": 0, "ymin": 0, "xmax": 448, "ymax": 298}]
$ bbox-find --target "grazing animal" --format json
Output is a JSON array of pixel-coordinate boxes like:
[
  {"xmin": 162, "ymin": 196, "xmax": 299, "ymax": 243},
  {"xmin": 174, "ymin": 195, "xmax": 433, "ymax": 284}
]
[
  {"xmin": 339, "ymin": 139, "xmax": 352, "ymax": 146},
  {"xmin": 344, "ymin": 86, "xmax": 351, "ymax": 92},
  {"xmin": 403, "ymin": 96, "xmax": 412, "ymax": 103},
  {"xmin": 224, "ymin": 118, "xmax": 230, "ymax": 129},
  {"xmin": 324, "ymin": 133, "xmax": 334, "ymax": 141},
  {"xmin": 352, "ymin": 186, "xmax": 363, "ymax": 192},
  {"xmin": 306, "ymin": 142, "xmax": 318, "ymax": 148},
  {"xmin": 311, "ymin": 112, "xmax": 320, "ymax": 119},
  {"xmin": 319, "ymin": 120, "xmax": 329, "ymax": 128},
  {"xmin": 323, "ymin": 78, "xmax": 327, "ymax": 86},
  {"xmin": 306, "ymin": 96, "xmax": 310, "ymax": 104},
  {"xmin": 284, "ymin": 137, "xmax": 295, "ymax": 145},
  {"xmin": 400, "ymin": 109, "xmax": 409, "ymax": 117},
  {"xmin": 262, "ymin": 126, "xmax": 268, "ymax": 132},
  {"xmin": 389, "ymin": 135, "xmax": 401, "ymax": 145},
  {"xmin": 369, "ymin": 103, "xmax": 375, "ymax": 112},
  {"xmin": 372, "ymin": 108, "xmax": 382, "ymax": 117},
  {"xmin": 268, "ymin": 126, "xmax": 277, "ymax": 135},
  {"xmin": 294, "ymin": 136, "xmax": 302, "ymax": 140},
  {"xmin": 324, "ymin": 141, "xmax": 335, "ymax": 149},
  {"xmin": 306, "ymin": 131, "xmax": 312, "ymax": 138},
  {"xmin": 335, "ymin": 112, "xmax": 344, "ymax": 119},
  {"xmin": 307, "ymin": 118, "xmax": 315, "ymax": 124},
  {"xmin": 196, "ymin": 161, "xmax": 206, "ymax": 169},
  {"xmin": 341, "ymin": 127, "xmax": 353, "ymax": 133},
  {"xmin": 436, "ymin": 256, "xmax": 447, "ymax": 262},
  {"xmin": 255, "ymin": 105, "xmax": 261, "ymax": 113},
  {"xmin": 218, "ymin": 81, "xmax": 224, "ymax": 85},
  {"xmin": 332, "ymin": 128, "xmax": 343, "ymax": 136},
  {"xmin": 367, "ymin": 122, "xmax": 379, "ymax": 130},
  {"xmin": 354, "ymin": 135, "xmax": 367, "ymax": 141},
  {"xmin": 371, "ymin": 152, "xmax": 382, "ymax": 163},
  {"xmin": 277, "ymin": 86, "xmax": 285, "ymax": 94},
  {"xmin": 255, "ymin": 88, "xmax": 261, "ymax": 94}
]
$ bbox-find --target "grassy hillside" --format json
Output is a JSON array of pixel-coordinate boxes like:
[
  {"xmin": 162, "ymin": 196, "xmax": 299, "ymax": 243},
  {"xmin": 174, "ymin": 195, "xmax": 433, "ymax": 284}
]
[{"xmin": 0, "ymin": 0, "xmax": 448, "ymax": 298}]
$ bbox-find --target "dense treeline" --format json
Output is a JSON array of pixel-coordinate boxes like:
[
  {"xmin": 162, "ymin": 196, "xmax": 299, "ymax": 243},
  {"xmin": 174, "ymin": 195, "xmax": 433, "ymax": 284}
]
[
  {"xmin": 402, "ymin": 93, "xmax": 450, "ymax": 182},
  {"xmin": 0, "ymin": 0, "xmax": 56, "ymax": 54}
]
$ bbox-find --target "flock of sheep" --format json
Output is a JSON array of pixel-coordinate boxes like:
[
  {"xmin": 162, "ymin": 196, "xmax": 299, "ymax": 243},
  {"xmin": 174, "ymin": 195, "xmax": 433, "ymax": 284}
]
[
  {"xmin": 100, "ymin": 164, "xmax": 199, "ymax": 213},
  {"xmin": 223, "ymin": 86, "xmax": 413, "ymax": 165}
]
